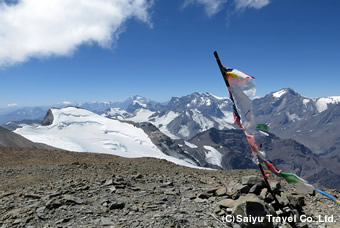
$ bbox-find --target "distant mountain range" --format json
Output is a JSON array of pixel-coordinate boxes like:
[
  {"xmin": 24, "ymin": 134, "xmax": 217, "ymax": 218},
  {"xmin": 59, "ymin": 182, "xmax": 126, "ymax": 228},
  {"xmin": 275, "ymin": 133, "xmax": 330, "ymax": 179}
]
[
  {"xmin": 2, "ymin": 89, "xmax": 340, "ymax": 188},
  {"xmin": 0, "ymin": 95, "xmax": 164, "ymax": 125},
  {"xmin": 103, "ymin": 89, "xmax": 340, "ymax": 158},
  {"xmin": 2, "ymin": 88, "xmax": 340, "ymax": 157},
  {"xmin": 6, "ymin": 104, "xmax": 340, "ymax": 189},
  {"xmin": 187, "ymin": 128, "xmax": 340, "ymax": 189},
  {"xmin": 253, "ymin": 88, "xmax": 340, "ymax": 157},
  {"xmin": 105, "ymin": 92, "xmax": 234, "ymax": 139}
]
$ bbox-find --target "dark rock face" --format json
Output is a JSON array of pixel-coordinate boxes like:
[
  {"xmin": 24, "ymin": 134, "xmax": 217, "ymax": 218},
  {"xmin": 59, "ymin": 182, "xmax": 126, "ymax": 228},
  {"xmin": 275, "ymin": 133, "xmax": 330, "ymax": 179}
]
[
  {"xmin": 189, "ymin": 129, "xmax": 256, "ymax": 170},
  {"xmin": 0, "ymin": 126, "xmax": 53, "ymax": 150},
  {"xmin": 0, "ymin": 126, "xmax": 37, "ymax": 148},
  {"xmin": 41, "ymin": 109, "xmax": 54, "ymax": 126},
  {"xmin": 253, "ymin": 89, "xmax": 340, "ymax": 157},
  {"xmin": 131, "ymin": 121, "xmax": 200, "ymax": 166},
  {"xmin": 253, "ymin": 88, "xmax": 319, "ymax": 127},
  {"xmin": 187, "ymin": 128, "xmax": 340, "ymax": 190}
]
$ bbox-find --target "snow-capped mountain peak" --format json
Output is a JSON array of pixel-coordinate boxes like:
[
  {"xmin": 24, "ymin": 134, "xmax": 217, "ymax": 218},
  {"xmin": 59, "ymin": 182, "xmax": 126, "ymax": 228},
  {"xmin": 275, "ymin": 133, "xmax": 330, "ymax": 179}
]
[
  {"xmin": 14, "ymin": 107, "xmax": 200, "ymax": 168},
  {"xmin": 271, "ymin": 88, "xmax": 299, "ymax": 99},
  {"xmin": 272, "ymin": 89, "xmax": 288, "ymax": 98},
  {"xmin": 104, "ymin": 92, "xmax": 235, "ymax": 140}
]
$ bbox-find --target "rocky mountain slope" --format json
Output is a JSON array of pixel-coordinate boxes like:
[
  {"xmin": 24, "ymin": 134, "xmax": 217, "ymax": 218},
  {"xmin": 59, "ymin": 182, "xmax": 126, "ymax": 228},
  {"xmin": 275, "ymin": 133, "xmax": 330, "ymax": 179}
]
[
  {"xmin": 187, "ymin": 128, "xmax": 340, "ymax": 190},
  {"xmin": 2, "ymin": 89, "xmax": 339, "ymax": 158},
  {"xmin": 0, "ymin": 126, "xmax": 54, "ymax": 150},
  {"xmin": 1, "ymin": 147, "xmax": 339, "ymax": 227},
  {"xmin": 102, "ymin": 90, "xmax": 340, "ymax": 158},
  {"xmin": 11, "ymin": 106, "xmax": 340, "ymax": 189},
  {"xmin": 253, "ymin": 88, "xmax": 340, "ymax": 156},
  {"xmin": 105, "ymin": 92, "xmax": 235, "ymax": 140}
]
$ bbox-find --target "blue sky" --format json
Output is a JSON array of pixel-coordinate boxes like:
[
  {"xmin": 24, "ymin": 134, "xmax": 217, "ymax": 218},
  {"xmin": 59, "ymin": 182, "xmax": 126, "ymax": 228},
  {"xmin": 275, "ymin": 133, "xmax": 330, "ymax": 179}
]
[{"xmin": 0, "ymin": 0, "xmax": 339, "ymax": 108}]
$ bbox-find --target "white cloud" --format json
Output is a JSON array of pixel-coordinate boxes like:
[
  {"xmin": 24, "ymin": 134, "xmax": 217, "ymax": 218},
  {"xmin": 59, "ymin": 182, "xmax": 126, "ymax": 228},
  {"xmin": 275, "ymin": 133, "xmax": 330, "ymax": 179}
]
[
  {"xmin": 61, "ymin": 101, "xmax": 72, "ymax": 105},
  {"xmin": 183, "ymin": 0, "xmax": 270, "ymax": 16},
  {"xmin": 234, "ymin": 0, "xmax": 270, "ymax": 10},
  {"xmin": 7, "ymin": 103, "xmax": 17, "ymax": 107},
  {"xmin": 183, "ymin": 0, "xmax": 227, "ymax": 17},
  {"xmin": 0, "ymin": 0, "xmax": 153, "ymax": 67}
]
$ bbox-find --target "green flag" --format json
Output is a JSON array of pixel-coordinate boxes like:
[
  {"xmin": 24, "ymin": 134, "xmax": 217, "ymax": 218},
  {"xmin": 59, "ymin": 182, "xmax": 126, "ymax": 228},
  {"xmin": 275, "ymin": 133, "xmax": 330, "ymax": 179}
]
[
  {"xmin": 279, "ymin": 172, "xmax": 300, "ymax": 184},
  {"xmin": 256, "ymin": 123, "xmax": 269, "ymax": 131}
]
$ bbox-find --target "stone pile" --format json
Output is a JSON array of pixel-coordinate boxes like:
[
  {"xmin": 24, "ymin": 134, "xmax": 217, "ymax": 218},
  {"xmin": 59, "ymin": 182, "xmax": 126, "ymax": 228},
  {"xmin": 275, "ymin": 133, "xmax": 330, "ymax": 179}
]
[{"xmin": 210, "ymin": 175, "xmax": 306, "ymax": 227}]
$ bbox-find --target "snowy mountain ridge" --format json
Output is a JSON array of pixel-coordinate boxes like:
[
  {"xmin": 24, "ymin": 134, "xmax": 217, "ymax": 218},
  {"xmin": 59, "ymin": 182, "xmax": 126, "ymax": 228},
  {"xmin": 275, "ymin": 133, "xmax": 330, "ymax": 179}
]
[
  {"xmin": 4, "ymin": 89, "xmax": 340, "ymax": 158},
  {"xmin": 104, "ymin": 92, "xmax": 235, "ymax": 140},
  {"xmin": 269, "ymin": 88, "xmax": 340, "ymax": 113},
  {"xmin": 254, "ymin": 88, "xmax": 340, "ymax": 155},
  {"xmin": 14, "ymin": 107, "xmax": 200, "ymax": 169}
]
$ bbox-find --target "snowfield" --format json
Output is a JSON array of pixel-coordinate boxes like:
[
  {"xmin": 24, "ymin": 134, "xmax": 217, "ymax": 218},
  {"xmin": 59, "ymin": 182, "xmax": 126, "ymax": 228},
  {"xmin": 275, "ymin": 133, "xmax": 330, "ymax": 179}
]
[
  {"xmin": 15, "ymin": 107, "xmax": 199, "ymax": 168},
  {"xmin": 203, "ymin": 145, "xmax": 223, "ymax": 168},
  {"xmin": 314, "ymin": 96, "xmax": 340, "ymax": 112}
]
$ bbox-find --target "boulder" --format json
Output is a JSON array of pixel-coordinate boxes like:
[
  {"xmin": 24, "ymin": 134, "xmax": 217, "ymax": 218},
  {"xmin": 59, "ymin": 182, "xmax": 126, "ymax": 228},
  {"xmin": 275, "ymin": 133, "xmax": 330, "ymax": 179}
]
[
  {"xmin": 242, "ymin": 176, "xmax": 265, "ymax": 188},
  {"xmin": 232, "ymin": 195, "xmax": 273, "ymax": 228}
]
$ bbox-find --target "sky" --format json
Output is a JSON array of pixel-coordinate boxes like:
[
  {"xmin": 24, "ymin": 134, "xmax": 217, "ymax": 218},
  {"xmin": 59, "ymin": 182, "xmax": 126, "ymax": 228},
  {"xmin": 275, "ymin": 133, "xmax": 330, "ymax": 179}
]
[{"xmin": 0, "ymin": 0, "xmax": 339, "ymax": 108}]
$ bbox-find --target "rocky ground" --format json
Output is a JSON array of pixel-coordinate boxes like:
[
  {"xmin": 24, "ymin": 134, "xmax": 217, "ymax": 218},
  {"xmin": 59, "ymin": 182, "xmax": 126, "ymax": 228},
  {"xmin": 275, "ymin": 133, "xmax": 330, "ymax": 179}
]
[{"xmin": 1, "ymin": 147, "xmax": 340, "ymax": 227}]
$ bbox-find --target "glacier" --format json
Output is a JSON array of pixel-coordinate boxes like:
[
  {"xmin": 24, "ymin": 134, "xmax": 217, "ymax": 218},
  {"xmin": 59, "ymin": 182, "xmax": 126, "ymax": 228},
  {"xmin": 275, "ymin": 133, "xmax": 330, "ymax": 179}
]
[{"xmin": 14, "ymin": 107, "xmax": 200, "ymax": 168}]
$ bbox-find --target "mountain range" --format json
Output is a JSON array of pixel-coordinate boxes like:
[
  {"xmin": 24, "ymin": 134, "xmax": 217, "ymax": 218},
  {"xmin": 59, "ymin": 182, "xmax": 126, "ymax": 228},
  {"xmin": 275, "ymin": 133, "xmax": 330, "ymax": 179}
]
[
  {"xmin": 2, "ymin": 88, "xmax": 340, "ymax": 188},
  {"xmin": 253, "ymin": 88, "xmax": 340, "ymax": 157}
]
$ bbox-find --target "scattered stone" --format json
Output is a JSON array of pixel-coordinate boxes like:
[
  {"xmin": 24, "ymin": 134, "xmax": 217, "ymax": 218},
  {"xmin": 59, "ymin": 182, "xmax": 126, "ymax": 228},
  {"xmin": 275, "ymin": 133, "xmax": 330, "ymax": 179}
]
[
  {"xmin": 101, "ymin": 217, "xmax": 114, "ymax": 226},
  {"xmin": 248, "ymin": 184, "xmax": 263, "ymax": 195},
  {"xmin": 229, "ymin": 184, "xmax": 250, "ymax": 200},
  {"xmin": 215, "ymin": 187, "xmax": 227, "ymax": 196},
  {"xmin": 264, "ymin": 192, "xmax": 274, "ymax": 203},
  {"xmin": 189, "ymin": 195, "xmax": 196, "ymax": 200},
  {"xmin": 1, "ymin": 149, "xmax": 339, "ymax": 228},
  {"xmin": 288, "ymin": 194, "xmax": 305, "ymax": 209},
  {"xmin": 241, "ymin": 176, "xmax": 265, "ymax": 188},
  {"xmin": 160, "ymin": 181, "xmax": 174, "ymax": 188},
  {"xmin": 109, "ymin": 202, "xmax": 125, "ymax": 210},
  {"xmin": 194, "ymin": 198, "xmax": 206, "ymax": 203},
  {"xmin": 131, "ymin": 186, "xmax": 140, "ymax": 191},
  {"xmin": 46, "ymin": 198, "xmax": 62, "ymax": 209},
  {"xmin": 131, "ymin": 205, "xmax": 139, "ymax": 212},
  {"xmin": 63, "ymin": 194, "xmax": 84, "ymax": 204},
  {"xmin": 232, "ymin": 195, "xmax": 273, "ymax": 228},
  {"xmin": 260, "ymin": 188, "xmax": 267, "ymax": 199},
  {"xmin": 217, "ymin": 199, "xmax": 235, "ymax": 208},
  {"xmin": 214, "ymin": 205, "xmax": 221, "ymax": 214},
  {"xmin": 277, "ymin": 192, "xmax": 289, "ymax": 206},
  {"xmin": 24, "ymin": 194, "xmax": 41, "ymax": 199},
  {"xmin": 207, "ymin": 187, "xmax": 218, "ymax": 195},
  {"xmin": 109, "ymin": 186, "xmax": 116, "ymax": 193},
  {"xmin": 132, "ymin": 173, "xmax": 143, "ymax": 179},
  {"xmin": 103, "ymin": 179, "xmax": 113, "ymax": 186},
  {"xmin": 36, "ymin": 207, "xmax": 46, "ymax": 219},
  {"xmin": 269, "ymin": 181, "xmax": 281, "ymax": 193},
  {"xmin": 12, "ymin": 218, "xmax": 24, "ymax": 225},
  {"xmin": 55, "ymin": 218, "xmax": 70, "ymax": 224},
  {"xmin": 115, "ymin": 184, "xmax": 126, "ymax": 189},
  {"xmin": 197, "ymin": 193, "xmax": 209, "ymax": 199}
]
